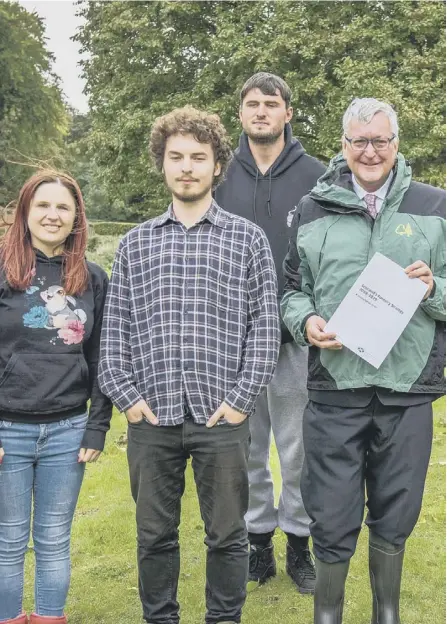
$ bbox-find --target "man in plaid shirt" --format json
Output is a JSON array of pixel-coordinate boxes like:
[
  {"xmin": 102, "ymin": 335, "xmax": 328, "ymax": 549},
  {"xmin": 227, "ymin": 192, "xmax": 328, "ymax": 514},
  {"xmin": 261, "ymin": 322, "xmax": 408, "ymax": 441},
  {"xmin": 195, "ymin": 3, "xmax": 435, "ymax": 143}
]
[{"xmin": 99, "ymin": 106, "xmax": 280, "ymax": 624}]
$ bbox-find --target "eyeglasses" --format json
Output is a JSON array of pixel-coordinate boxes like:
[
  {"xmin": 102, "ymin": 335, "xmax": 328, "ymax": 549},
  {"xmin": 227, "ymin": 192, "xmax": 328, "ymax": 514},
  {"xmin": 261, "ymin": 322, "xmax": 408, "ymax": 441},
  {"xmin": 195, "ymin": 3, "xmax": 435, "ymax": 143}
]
[{"xmin": 344, "ymin": 135, "xmax": 396, "ymax": 152}]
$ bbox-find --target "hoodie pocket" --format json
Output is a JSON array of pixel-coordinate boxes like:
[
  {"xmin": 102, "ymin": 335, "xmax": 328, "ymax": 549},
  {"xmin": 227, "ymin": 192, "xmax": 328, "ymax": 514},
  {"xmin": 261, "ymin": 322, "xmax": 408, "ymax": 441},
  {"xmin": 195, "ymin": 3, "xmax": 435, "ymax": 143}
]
[{"xmin": 0, "ymin": 353, "xmax": 89, "ymax": 413}]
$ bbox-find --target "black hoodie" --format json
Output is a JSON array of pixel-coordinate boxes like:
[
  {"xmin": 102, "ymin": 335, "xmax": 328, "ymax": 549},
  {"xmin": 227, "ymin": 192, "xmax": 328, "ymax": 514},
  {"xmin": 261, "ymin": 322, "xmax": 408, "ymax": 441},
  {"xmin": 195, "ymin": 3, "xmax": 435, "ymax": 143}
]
[
  {"xmin": 0, "ymin": 250, "xmax": 112, "ymax": 450},
  {"xmin": 215, "ymin": 123, "xmax": 326, "ymax": 342}
]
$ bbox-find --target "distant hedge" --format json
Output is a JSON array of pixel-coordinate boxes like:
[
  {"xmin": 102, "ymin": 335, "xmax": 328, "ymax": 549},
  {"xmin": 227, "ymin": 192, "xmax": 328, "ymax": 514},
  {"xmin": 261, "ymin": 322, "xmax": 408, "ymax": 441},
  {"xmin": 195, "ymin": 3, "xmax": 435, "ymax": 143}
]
[{"xmin": 90, "ymin": 221, "xmax": 138, "ymax": 236}]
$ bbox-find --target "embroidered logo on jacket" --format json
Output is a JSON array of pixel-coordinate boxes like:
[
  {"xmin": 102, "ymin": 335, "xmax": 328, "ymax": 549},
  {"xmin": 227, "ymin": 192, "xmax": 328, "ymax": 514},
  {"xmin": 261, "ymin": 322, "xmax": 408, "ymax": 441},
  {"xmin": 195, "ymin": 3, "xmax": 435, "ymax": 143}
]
[{"xmin": 395, "ymin": 223, "xmax": 413, "ymax": 237}]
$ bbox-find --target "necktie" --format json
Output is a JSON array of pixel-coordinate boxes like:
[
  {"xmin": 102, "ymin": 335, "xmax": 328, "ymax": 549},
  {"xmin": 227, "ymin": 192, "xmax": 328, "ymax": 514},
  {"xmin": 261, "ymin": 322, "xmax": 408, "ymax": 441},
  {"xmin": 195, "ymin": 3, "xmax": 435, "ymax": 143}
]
[{"xmin": 364, "ymin": 193, "xmax": 377, "ymax": 219}]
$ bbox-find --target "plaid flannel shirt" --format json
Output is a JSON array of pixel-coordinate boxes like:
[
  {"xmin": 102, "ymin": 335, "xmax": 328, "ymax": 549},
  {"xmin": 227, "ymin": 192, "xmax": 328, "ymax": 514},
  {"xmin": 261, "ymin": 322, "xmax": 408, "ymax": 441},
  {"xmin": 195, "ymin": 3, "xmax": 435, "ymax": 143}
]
[{"xmin": 98, "ymin": 201, "xmax": 280, "ymax": 425}]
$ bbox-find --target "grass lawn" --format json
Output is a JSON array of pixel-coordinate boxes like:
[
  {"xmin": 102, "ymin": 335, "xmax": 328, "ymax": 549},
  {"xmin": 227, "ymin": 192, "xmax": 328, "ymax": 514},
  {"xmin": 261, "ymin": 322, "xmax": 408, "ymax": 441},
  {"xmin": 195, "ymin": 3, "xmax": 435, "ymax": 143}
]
[{"xmin": 22, "ymin": 398, "xmax": 445, "ymax": 623}]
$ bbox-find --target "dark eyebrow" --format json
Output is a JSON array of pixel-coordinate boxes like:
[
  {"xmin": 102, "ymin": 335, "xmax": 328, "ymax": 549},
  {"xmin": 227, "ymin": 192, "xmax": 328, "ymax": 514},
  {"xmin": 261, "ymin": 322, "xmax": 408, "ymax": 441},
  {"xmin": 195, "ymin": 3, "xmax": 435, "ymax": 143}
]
[{"xmin": 167, "ymin": 150, "xmax": 208, "ymax": 157}]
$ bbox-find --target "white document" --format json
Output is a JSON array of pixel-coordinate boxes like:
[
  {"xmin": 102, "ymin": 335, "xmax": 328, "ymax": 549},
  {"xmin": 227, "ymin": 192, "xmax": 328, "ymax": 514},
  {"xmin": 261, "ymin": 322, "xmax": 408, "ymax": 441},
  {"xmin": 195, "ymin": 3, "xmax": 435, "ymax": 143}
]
[{"xmin": 324, "ymin": 252, "xmax": 428, "ymax": 369}]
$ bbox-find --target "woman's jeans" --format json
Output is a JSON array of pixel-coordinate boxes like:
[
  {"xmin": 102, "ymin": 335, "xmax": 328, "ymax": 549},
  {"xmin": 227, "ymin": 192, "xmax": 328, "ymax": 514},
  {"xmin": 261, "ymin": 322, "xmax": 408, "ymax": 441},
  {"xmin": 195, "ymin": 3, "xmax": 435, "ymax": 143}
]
[{"xmin": 0, "ymin": 412, "xmax": 87, "ymax": 620}]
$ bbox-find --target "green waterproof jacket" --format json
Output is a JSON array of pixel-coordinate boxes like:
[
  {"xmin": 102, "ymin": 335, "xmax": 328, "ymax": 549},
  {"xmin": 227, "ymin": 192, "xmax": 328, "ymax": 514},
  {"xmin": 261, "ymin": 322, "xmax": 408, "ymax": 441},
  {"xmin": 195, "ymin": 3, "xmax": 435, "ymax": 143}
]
[{"xmin": 281, "ymin": 153, "xmax": 446, "ymax": 395}]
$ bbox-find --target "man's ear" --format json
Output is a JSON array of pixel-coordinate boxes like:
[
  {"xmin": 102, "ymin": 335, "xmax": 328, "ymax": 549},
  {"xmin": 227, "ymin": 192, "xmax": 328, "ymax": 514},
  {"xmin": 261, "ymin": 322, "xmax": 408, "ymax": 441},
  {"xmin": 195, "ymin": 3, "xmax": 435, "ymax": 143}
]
[
  {"xmin": 214, "ymin": 162, "xmax": 222, "ymax": 177},
  {"xmin": 286, "ymin": 106, "xmax": 293, "ymax": 123}
]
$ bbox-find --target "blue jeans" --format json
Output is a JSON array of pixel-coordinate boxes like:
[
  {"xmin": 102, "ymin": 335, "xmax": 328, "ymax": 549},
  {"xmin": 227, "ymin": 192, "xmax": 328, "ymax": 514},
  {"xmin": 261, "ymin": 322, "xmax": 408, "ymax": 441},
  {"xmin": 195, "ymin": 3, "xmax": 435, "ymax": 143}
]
[{"xmin": 0, "ymin": 412, "xmax": 87, "ymax": 620}]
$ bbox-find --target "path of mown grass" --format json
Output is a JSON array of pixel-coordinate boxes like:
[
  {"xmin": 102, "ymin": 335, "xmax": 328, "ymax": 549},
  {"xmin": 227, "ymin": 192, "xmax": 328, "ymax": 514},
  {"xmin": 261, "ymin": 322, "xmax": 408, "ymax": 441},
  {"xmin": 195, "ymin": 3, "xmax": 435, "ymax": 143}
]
[{"xmin": 22, "ymin": 398, "xmax": 445, "ymax": 623}]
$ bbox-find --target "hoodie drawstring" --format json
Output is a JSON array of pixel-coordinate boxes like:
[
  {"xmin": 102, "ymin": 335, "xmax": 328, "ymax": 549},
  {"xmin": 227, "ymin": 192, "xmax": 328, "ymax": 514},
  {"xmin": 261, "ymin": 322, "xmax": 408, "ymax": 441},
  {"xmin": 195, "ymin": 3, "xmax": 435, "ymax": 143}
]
[
  {"xmin": 252, "ymin": 169, "xmax": 259, "ymax": 224},
  {"xmin": 253, "ymin": 169, "xmax": 273, "ymax": 221},
  {"xmin": 267, "ymin": 169, "xmax": 272, "ymax": 217}
]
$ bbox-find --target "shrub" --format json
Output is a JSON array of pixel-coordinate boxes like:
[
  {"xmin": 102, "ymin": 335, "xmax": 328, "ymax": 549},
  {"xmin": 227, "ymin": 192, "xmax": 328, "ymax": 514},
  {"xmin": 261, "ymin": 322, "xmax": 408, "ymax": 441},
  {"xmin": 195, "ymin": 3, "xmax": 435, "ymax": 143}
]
[
  {"xmin": 86, "ymin": 235, "xmax": 100, "ymax": 252},
  {"xmin": 86, "ymin": 235, "xmax": 121, "ymax": 276},
  {"xmin": 90, "ymin": 221, "xmax": 138, "ymax": 236}
]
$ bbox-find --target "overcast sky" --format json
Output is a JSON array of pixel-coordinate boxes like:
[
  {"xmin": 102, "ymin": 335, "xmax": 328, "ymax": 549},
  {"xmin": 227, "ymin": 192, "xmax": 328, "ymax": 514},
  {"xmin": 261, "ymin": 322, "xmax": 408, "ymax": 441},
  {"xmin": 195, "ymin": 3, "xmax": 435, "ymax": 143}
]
[{"xmin": 17, "ymin": 0, "xmax": 88, "ymax": 113}]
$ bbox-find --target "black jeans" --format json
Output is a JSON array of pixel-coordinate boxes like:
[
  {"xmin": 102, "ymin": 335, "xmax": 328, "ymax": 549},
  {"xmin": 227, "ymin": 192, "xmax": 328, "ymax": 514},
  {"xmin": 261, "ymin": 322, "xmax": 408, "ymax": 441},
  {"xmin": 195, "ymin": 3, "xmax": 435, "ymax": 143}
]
[
  {"xmin": 301, "ymin": 398, "xmax": 433, "ymax": 563},
  {"xmin": 127, "ymin": 417, "xmax": 250, "ymax": 624}
]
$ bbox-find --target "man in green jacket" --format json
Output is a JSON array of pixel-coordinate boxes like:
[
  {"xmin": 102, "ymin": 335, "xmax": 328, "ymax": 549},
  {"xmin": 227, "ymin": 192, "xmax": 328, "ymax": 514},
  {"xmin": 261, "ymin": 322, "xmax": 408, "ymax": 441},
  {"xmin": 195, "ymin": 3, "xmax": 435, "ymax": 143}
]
[{"xmin": 281, "ymin": 97, "xmax": 445, "ymax": 624}]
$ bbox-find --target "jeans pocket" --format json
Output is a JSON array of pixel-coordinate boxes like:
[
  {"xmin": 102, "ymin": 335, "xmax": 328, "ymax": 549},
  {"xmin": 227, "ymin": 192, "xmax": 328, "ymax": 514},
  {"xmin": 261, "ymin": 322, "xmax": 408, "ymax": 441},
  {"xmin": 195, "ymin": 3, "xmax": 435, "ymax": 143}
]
[
  {"xmin": 223, "ymin": 417, "xmax": 248, "ymax": 427},
  {"xmin": 63, "ymin": 412, "xmax": 89, "ymax": 429},
  {"xmin": 128, "ymin": 417, "xmax": 146, "ymax": 426}
]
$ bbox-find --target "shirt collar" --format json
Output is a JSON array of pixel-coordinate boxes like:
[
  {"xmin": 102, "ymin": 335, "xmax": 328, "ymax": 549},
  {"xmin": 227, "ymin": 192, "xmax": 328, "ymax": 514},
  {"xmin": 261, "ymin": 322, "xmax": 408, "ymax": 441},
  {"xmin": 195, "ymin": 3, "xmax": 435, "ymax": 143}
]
[
  {"xmin": 351, "ymin": 170, "xmax": 394, "ymax": 200},
  {"xmin": 154, "ymin": 200, "xmax": 227, "ymax": 229}
]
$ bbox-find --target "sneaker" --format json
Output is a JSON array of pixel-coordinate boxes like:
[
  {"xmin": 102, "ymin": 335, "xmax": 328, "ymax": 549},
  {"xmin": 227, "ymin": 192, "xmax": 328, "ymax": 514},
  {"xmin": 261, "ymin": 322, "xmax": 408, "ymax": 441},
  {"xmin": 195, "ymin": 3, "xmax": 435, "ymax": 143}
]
[
  {"xmin": 286, "ymin": 542, "xmax": 316, "ymax": 594},
  {"xmin": 247, "ymin": 542, "xmax": 276, "ymax": 589}
]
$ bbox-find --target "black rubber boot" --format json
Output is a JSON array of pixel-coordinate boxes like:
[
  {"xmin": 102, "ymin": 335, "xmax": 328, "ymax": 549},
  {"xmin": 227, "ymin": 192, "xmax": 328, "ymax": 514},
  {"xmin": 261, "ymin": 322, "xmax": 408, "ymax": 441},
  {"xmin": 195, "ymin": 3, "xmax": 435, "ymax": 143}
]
[
  {"xmin": 369, "ymin": 532, "xmax": 405, "ymax": 624},
  {"xmin": 314, "ymin": 558, "xmax": 350, "ymax": 624}
]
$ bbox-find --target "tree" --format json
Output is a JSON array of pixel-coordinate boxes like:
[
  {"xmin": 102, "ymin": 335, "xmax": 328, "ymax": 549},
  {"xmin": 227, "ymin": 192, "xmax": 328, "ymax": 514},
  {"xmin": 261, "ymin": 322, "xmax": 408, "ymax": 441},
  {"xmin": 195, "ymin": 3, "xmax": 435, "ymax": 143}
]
[
  {"xmin": 0, "ymin": 1, "xmax": 68, "ymax": 208},
  {"xmin": 76, "ymin": 0, "xmax": 445, "ymax": 221}
]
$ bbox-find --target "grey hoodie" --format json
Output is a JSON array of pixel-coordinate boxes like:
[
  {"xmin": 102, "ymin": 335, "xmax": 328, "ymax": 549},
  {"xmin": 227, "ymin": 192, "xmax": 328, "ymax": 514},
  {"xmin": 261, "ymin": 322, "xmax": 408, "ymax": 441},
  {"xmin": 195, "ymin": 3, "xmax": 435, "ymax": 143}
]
[{"xmin": 215, "ymin": 123, "xmax": 326, "ymax": 342}]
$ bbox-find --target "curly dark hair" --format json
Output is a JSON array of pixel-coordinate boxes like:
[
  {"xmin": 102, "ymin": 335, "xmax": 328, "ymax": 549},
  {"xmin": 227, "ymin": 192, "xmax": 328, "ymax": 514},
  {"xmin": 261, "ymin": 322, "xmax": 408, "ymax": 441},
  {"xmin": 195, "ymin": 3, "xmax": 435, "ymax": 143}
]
[{"xmin": 149, "ymin": 106, "xmax": 233, "ymax": 188}]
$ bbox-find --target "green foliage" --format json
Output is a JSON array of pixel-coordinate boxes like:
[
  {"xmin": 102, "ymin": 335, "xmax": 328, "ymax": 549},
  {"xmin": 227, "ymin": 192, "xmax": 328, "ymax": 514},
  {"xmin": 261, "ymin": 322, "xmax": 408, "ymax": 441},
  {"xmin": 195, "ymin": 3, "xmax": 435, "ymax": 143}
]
[
  {"xmin": 91, "ymin": 220, "xmax": 139, "ymax": 236},
  {"xmin": 0, "ymin": 1, "xmax": 68, "ymax": 206},
  {"xmin": 75, "ymin": 0, "xmax": 445, "ymax": 222},
  {"xmin": 86, "ymin": 234, "xmax": 100, "ymax": 253}
]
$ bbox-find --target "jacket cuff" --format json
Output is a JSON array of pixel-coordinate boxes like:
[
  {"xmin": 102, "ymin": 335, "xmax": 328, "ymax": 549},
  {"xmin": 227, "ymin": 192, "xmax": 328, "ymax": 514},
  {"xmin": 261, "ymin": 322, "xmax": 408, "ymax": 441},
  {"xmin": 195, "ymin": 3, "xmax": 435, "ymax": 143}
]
[
  {"xmin": 301, "ymin": 312, "xmax": 317, "ymax": 345},
  {"xmin": 81, "ymin": 428, "xmax": 106, "ymax": 452},
  {"xmin": 420, "ymin": 276, "xmax": 445, "ymax": 320}
]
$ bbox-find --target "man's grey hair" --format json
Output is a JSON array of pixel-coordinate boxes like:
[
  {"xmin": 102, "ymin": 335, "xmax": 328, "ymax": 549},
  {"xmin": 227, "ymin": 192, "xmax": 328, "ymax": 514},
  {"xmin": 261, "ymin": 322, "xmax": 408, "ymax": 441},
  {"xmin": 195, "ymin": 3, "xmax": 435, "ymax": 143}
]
[{"xmin": 342, "ymin": 98, "xmax": 399, "ymax": 137}]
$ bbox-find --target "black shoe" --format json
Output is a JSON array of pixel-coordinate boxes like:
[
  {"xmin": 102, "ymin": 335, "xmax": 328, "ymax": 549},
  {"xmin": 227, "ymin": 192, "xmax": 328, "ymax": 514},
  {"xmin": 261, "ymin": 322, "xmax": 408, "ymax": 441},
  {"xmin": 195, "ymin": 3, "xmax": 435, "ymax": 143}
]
[
  {"xmin": 247, "ymin": 542, "xmax": 276, "ymax": 587},
  {"xmin": 286, "ymin": 542, "xmax": 316, "ymax": 594}
]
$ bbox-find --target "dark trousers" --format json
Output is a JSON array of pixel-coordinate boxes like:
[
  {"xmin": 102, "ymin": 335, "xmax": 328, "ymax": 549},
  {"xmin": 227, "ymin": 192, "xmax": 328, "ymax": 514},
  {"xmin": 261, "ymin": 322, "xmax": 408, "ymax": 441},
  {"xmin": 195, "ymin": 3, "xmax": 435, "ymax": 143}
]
[
  {"xmin": 301, "ymin": 397, "xmax": 433, "ymax": 563},
  {"xmin": 127, "ymin": 417, "xmax": 250, "ymax": 624}
]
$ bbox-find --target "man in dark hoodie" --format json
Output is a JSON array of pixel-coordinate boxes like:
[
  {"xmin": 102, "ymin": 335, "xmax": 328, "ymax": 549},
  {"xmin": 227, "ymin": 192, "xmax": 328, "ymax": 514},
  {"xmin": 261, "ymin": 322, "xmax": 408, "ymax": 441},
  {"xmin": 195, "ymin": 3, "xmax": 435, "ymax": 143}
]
[{"xmin": 215, "ymin": 72, "xmax": 326, "ymax": 593}]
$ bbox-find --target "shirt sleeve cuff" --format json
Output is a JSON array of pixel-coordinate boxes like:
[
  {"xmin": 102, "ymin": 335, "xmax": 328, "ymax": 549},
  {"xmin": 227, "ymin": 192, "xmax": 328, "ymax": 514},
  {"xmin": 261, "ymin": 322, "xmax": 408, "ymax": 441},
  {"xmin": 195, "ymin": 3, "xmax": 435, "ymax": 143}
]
[
  {"xmin": 109, "ymin": 386, "xmax": 143, "ymax": 414},
  {"xmin": 224, "ymin": 386, "xmax": 257, "ymax": 415}
]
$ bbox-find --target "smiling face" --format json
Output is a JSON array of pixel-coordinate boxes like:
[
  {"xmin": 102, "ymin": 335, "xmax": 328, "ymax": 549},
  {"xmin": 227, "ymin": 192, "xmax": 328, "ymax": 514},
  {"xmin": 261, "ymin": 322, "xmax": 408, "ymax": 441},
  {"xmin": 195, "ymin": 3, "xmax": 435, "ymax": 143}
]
[
  {"xmin": 342, "ymin": 112, "xmax": 399, "ymax": 192},
  {"xmin": 27, "ymin": 182, "xmax": 77, "ymax": 257},
  {"xmin": 239, "ymin": 87, "xmax": 293, "ymax": 145},
  {"xmin": 162, "ymin": 133, "xmax": 221, "ymax": 204}
]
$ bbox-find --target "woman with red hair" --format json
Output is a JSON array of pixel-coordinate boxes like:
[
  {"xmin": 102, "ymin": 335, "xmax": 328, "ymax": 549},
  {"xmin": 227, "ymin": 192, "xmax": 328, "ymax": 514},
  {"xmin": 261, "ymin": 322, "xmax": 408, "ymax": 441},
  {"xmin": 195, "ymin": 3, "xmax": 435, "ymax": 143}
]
[{"xmin": 0, "ymin": 171, "xmax": 112, "ymax": 624}]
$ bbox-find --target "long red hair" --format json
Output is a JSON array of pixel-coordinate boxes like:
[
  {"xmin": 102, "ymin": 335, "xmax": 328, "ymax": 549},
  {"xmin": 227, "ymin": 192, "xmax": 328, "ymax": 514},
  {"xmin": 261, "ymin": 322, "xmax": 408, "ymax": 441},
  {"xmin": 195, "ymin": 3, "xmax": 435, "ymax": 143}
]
[{"xmin": 0, "ymin": 170, "xmax": 89, "ymax": 295}]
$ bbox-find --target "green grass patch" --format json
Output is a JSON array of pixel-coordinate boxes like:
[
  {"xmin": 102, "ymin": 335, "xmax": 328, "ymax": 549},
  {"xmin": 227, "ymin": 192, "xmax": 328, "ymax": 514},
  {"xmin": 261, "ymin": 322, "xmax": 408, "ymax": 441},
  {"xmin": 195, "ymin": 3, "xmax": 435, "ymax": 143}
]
[{"xmin": 21, "ymin": 399, "xmax": 445, "ymax": 623}]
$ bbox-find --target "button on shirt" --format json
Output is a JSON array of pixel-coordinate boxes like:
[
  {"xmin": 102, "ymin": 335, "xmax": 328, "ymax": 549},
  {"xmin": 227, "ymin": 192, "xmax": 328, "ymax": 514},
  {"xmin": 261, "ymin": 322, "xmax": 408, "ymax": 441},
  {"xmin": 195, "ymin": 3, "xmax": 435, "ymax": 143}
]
[
  {"xmin": 98, "ymin": 201, "xmax": 280, "ymax": 426},
  {"xmin": 352, "ymin": 171, "xmax": 393, "ymax": 214}
]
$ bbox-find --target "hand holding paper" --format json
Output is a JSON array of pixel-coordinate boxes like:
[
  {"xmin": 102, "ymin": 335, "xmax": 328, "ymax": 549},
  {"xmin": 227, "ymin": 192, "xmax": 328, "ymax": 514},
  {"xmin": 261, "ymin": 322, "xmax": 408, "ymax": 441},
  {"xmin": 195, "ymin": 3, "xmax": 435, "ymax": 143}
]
[
  {"xmin": 404, "ymin": 260, "xmax": 433, "ymax": 300},
  {"xmin": 305, "ymin": 315, "xmax": 342, "ymax": 350}
]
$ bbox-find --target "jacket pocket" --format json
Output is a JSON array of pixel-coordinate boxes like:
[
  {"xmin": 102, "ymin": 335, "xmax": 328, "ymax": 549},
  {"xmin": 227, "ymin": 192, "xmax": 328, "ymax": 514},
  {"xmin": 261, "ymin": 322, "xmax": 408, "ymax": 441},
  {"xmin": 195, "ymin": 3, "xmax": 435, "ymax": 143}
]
[{"xmin": 0, "ymin": 353, "xmax": 89, "ymax": 413}]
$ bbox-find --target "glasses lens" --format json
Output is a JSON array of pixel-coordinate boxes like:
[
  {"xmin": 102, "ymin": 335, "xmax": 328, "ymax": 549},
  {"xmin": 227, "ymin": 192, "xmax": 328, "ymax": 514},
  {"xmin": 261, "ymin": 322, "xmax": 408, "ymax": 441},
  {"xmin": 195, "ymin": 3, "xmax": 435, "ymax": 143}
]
[
  {"xmin": 351, "ymin": 138, "xmax": 368, "ymax": 151},
  {"xmin": 372, "ymin": 138, "xmax": 389, "ymax": 151}
]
